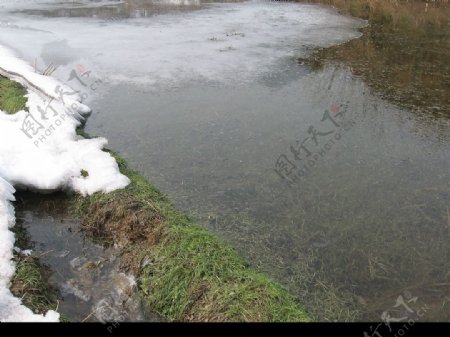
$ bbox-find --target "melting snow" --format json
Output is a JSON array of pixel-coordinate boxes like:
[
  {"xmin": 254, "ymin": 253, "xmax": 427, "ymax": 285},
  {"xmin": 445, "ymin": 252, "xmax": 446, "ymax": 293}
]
[
  {"xmin": 0, "ymin": 44, "xmax": 130, "ymax": 321},
  {"xmin": 0, "ymin": 0, "xmax": 365, "ymax": 321}
]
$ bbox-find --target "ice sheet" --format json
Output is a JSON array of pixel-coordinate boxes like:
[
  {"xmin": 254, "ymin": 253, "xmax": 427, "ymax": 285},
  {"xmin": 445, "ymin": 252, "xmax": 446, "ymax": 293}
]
[{"xmin": 0, "ymin": 1, "xmax": 365, "ymax": 88}]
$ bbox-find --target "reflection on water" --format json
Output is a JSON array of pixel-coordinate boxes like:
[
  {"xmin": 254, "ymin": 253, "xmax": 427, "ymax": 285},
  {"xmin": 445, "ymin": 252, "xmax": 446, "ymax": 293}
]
[
  {"xmin": 14, "ymin": 192, "xmax": 159, "ymax": 322},
  {"xmin": 3, "ymin": 0, "xmax": 449, "ymax": 322},
  {"xmin": 303, "ymin": 18, "xmax": 450, "ymax": 119},
  {"xmin": 86, "ymin": 63, "xmax": 450, "ymax": 321}
]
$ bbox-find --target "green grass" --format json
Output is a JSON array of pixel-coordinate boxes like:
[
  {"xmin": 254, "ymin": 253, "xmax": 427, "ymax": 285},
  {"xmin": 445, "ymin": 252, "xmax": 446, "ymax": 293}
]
[
  {"xmin": 73, "ymin": 152, "xmax": 310, "ymax": 322},
  {"xmin": 0, "ymin": 75, "xmax": 27, "ymax": 114},
  {"xmin": 0, "ymin": 46, "xmax": 307, "ymax": 323},
  {"xmin": 10, "ymin": 225, "xmax": 60, "ymax": 316},
  {"xmin": 10, "ymin": 254, "xmax": 59, "ymax": 315},
  {"xmin": 140, "ymin": 225, "xmax": 308, "ymax": 321}
]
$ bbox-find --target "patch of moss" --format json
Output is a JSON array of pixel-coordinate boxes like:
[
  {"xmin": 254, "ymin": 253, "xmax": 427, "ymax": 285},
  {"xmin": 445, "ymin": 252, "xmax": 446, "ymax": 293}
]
[
  {"xmin": 0, "ymin": 75, "xmax": 27, "ymax": 114},
  {"xmin": 73, "ymin": 151, "xmax": 310, "ymax": 322}
]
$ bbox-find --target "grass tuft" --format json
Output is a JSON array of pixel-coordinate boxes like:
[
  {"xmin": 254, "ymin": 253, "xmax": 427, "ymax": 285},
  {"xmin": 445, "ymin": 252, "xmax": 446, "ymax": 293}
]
[
  {"xmin": 0, "ymin": 75, "xmax": 27, "ymax": 114},
  {"xmin": 9, "ymin": 224, "xmax": 60, "ymax": 316},
  {"xmin": 73, "ymin": 151, "xmax": 310, "ymax": 322}
]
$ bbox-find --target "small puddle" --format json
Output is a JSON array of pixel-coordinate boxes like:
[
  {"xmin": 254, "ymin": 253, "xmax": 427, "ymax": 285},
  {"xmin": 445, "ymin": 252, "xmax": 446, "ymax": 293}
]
[{"xmin": 14, "ymin": 192, "xmax": 159, "ymax": 322}]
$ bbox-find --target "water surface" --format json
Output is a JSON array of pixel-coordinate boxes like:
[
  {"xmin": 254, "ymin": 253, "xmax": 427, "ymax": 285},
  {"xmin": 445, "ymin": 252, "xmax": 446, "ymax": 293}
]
[
  {"xmin": 86, "ymin": 70, "xmax": 450, "ymax": 320},
  {"xmin": 1, "ymin": 0, "xmax": 448, "ymax": 321},
  {"xmin": 14, "ymin": 192, "xmax": 158, "ymax": 322}
]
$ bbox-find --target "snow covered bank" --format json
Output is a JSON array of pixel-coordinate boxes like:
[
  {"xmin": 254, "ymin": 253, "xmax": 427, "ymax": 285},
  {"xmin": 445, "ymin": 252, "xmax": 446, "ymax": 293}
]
[{"xmin": 0, "ymin": 45, "xmax": 130, "ymax": 321}]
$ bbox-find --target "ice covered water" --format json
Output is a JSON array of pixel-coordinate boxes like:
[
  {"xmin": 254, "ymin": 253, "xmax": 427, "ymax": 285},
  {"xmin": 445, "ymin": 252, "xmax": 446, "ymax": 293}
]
[{"xmin": 0, "ymin": 0, "xmax": 364, "ymax": 89}]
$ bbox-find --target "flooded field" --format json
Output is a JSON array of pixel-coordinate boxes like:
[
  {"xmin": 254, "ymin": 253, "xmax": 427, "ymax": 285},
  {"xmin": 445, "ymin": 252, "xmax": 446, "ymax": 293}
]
[
  {"xmin": 86, "ymin": 71, "xmax": 449, "ymax": 321},
  {"xmin": 1, "ymin": 0, "xmax": 448, "ymax": 321}
]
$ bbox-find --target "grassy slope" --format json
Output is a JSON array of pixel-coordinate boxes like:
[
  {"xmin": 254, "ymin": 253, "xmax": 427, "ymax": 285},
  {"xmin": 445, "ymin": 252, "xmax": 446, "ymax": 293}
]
[
  {"xmin": 0, "ymin": 75, "xmax": 27, "ymax": 114},
  {"xmin": 73, "ymin": 153, "xmax": 310, "ymax": 322}
]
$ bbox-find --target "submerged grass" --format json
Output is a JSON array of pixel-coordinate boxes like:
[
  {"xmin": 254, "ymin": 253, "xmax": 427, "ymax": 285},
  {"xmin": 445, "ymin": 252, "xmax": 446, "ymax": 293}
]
[
  {"xmin": 0, "ymin": 75, "xmax": 27, "ymax": 114},
  {"xmin": 293, "ymin": 0, "xmax": 450, "ymax": 319},
  {"xmin": 73, "ymin": 152, "xmax": 310, "ymax": 322}
]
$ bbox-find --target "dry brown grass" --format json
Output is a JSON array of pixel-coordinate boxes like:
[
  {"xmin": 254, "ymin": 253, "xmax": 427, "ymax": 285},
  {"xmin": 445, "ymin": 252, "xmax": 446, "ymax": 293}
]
[
  {"xmin": 298, "ymin": 0, "xmax": 450, "ymax": 117},
  {"xmin": 80, "ymin": 195, "xmax": 165, "ymax": 249}
]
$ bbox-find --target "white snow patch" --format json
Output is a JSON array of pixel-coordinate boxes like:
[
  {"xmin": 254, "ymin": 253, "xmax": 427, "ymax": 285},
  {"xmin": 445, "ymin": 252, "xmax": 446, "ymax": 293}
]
[{"xmin": 0, "ymin": 44, "xmax": 130, "ymax": 321}]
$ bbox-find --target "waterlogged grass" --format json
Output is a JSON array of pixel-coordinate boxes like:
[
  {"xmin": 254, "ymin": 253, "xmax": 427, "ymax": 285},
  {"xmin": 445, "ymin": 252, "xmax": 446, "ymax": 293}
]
[
  {"xmin": 299, "ymin": 0, "xmax": 450, "ymax": 117},
  {"xmin": 73, "ymin": 153, "xmax": 310, "ymax": 322},
  {"xmin": 10, "ymin": 255, "xmax": 59, "ymax": 315},
  {"xmin": 293, "ymin": 0, "xmax": 450, "ymax": 319},
  {"xmin": 139, "ymin": 225, "xmax": 307, "ymax": 321},
  {"xmin": 301, "ymin": 0, "xmax": 449, "ymax": 28},
  {"xmin": 0, "ymin": 75, "xmax": 27, "ymax": 114},
  {"xmin": 10, "ymin": 225, "xmax": 60, "ymax": 316}
]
